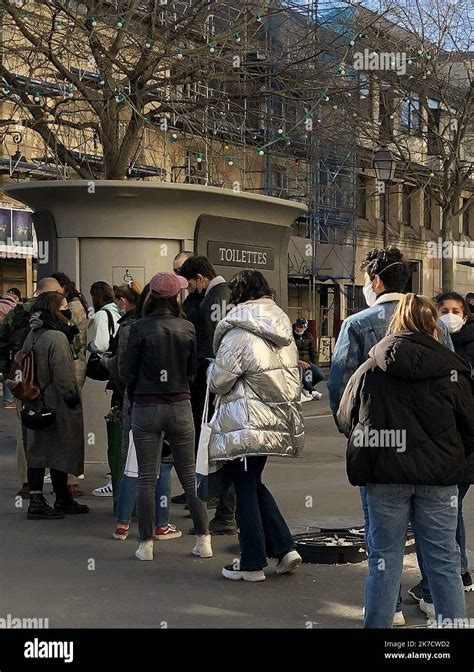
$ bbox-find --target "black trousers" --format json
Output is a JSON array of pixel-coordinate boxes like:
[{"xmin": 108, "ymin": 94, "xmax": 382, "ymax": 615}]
[{"xmin": 27, "ymin": 467, "xmax": 68, "ymax": 499}]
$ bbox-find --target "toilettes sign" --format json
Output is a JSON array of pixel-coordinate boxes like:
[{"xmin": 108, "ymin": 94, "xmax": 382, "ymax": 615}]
[{"xmin": 207, "ymin": 241, "xmax": 275, "ymax": 269}]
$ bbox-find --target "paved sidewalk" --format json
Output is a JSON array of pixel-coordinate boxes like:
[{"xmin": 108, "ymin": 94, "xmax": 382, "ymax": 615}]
[{"xmin": 1, "ymin": 389, "xmax": 473, "ymax": 629}]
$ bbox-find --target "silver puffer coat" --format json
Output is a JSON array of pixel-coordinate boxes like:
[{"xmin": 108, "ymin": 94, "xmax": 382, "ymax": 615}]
[{"xmin": 207, "ymin": 298, "xmax": 304, "ymax": 462}]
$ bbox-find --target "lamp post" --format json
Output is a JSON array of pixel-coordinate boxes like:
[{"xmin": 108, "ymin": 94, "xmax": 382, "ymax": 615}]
[{"xmin": 374, "ymin": 146, "xmax": 396, "ymax": 248}]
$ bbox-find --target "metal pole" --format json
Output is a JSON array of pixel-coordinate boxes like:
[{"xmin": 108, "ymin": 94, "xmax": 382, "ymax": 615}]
[{"xmin": 383, "ymin": 184, "xmax": 389, "ymax": 248}]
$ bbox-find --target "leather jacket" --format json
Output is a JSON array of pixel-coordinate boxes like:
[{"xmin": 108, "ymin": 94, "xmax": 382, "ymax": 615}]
[{"xmin": 126, "ymin": 307, "xmax": 196, "ymax": 402}]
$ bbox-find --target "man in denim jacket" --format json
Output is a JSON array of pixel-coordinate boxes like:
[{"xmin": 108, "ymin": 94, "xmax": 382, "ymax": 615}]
[
  {"xmin": 328, "ymin": 248, "xmax": 453, "ymax": 416},
  {"xmin": 328, "ymin": 246, "xmax": 453, "ymax": 626}
]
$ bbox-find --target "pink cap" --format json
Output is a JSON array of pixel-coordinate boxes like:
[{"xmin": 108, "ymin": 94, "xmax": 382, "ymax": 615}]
[{"xmin": 149, "ymin": 272, "xmax": 188, "ymax": 298}]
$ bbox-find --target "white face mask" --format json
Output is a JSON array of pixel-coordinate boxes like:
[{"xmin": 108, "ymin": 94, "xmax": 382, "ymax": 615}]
[
  {"xmin": 439, "ymin": 313, "xmax": 466, "ymax": 334},
  {"xmin": 362, "ymin": 281, "xmax": 378, "ymax": 307}
]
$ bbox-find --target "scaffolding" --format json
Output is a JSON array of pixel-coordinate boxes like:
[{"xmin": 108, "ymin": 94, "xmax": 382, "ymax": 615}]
[{"xmin": 1, "ymin": 0, "xmax": 359, "ymax": 326}]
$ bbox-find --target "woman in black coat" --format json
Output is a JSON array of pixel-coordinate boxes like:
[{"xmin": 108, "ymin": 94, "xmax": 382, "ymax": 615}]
[{"xmin": 338, "ymin": 294, "xmax": 474, "ymax": 628}]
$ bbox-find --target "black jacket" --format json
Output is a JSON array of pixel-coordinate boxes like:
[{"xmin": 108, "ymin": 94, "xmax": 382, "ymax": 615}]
[
  {"xmin": 197, "ymin": 278, "xmax": 231, "ymax": 361},
  {"xmin": 183, "ymin": 290, "xmax": 203, "ymax": 331},
  {"xmin": 293, "ymin": 327, "xmax": 317, "ymax": 364},
  {"xmin": 451, "ymin": 320, "xmax": 474, "ymax": 367},
  {"xmin": 337, "ymin": 331, "xmax": 474, "ymax": 486},
  {"xmin": 126, "ymin": 307, "xmax": 196, "ymax": 401}
]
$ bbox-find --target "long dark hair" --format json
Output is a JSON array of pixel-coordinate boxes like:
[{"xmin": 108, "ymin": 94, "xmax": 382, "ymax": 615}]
[
  {"xmin": 90, "ymin": 281, "xmax": 114, "ymax": 312},
  {"xmin": 52, "ymin": 272, "xmax": 89, "ymax": 313},
  {"xmin": 228, "ymin": 270, "xmax": 271, "ymax": 306},
  {"xmin": 135, "ymin": 283, "xmax": 150, "ymax": 318},
  {"xmin": 32, "ymin": 291, "xmax": 68, "ymax": 324},
  {"xmin": 143, "ymin": 294, "xmax": 181, "ymax": 317}
]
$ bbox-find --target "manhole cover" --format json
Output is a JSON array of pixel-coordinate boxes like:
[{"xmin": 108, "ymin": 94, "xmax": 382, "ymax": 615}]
[{"xmin": 294, "ymin": 527, "xmax": 415, "ymax": 564}]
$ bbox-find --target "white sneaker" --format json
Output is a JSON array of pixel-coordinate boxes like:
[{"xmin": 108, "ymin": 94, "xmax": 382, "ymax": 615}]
[
  {"xmin": 302, "ymin": 389, "xmax": 312, "ymax": 398},
  {"xmin": 192, "ymin": 534, "xmax": 213, "ymax": 558},
  {"xmin": 135, "ymin": 540, "xmax": 153, "ymax": 561},
  {"xmin": 222, "ymin": 562, "xmax": 266, "ymax": 582},
  {"xmin": 311, "ymin": 390, "xmax": 323, "ymax": 400},
  {"xmin": 92, "ymin": 481, "xmax": 113, "ymax": 497},
  {"xmin": 393, "ymin": 611, "xmax": 406, "ymax": 627},
  {"xmin": 275, "ymin": 550, "xmax": 302, "ymax": 574},
  {"xmin": 420, "ymin": 599, "xmax": 435, "ymax": 619},
  {"xmin": 362, "ymin": 607, "xmax": 406, "ymax": 627}
]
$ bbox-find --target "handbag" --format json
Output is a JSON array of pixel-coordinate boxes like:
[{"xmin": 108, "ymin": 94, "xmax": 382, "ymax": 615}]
[
  {"xmin": 196, "ymin": 384, "xmax": 229, "ymax": 502},
  {"xmin": 86, "ymin": 309, "xmax": 116, "ymax": 381}
]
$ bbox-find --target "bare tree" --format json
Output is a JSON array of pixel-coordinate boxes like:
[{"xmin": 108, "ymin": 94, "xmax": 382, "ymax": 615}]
[
  {"xmin": 343, "ymin": 1, "xmax": 473, "ymax": 290},
  {"xmin": 0, "ymin": 0, "xmax": 353, "ymax": 186}
]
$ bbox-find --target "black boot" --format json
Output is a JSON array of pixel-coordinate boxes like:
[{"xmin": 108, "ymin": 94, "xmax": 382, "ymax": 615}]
[
  {"xmin": 27, "ymin": 494, "xmax": 64, "ymax": 520},
  {"xmin": 54, "ymin": 496, "xmax": 89, "ymax": 515},
  {"xmin": 209, "ymin": 517, "xmax": 238, "ymax": 535}
]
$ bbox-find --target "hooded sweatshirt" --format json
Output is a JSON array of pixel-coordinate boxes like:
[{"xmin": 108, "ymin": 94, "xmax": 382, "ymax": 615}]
[
  {"xmin": 207, "ymin": 298, "xmax": 305, "ymax": 462},
  {"xmin": 337, "ymin": 331, "xmax": 474, "ymax": 486}
]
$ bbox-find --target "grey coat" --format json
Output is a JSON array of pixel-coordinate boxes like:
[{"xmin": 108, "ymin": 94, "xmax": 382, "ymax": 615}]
[
  {"xmin": 207, "ymin": 298, "xmax": 304, "ymax": 462},
  {"xmin": 24, "ymin": 317, "xmax": 85, "ymax": 476}
]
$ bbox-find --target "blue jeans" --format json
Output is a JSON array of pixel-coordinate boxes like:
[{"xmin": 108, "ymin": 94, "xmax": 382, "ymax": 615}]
[
  {"xmin": 418, "ymin": 484, "xmax": 470, "ymax": 603},
  {"xmin": 301, "ymin": 363, "xmax": 324, "ymax": 392},
  {"xmin": 2, "ymin": 383, "xmax": 14, "ymax": 404},
  {"xmin": 116, "ymin": 462, "xmax": 172, "ymax": 527},
  {"xmin": 360, "ymin": 487, "xmax": 402, "ymax": 613},
  {"xmin": 224, "ymin": 456, "xmax": 295, "ymax": 571},
  {"xmin": 364, "ymin": 484, "xmax": 465, "ymax": 628}
]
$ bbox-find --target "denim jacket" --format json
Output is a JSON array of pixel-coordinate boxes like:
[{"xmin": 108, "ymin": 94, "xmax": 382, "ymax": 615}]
[{"xmin": 327, "ymin": 292, "xmax": 454, "ymax": 415}]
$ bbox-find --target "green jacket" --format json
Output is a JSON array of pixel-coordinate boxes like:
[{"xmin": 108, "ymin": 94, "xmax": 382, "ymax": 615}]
[{"xmin": 0, "ymin": 299, "xmax": 35, "ymax": 376}]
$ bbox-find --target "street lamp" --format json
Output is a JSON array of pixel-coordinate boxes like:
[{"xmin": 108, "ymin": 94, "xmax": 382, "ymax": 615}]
[{"xmin": 374, "ymin": 146, "xmax": 396, "ymax": 248}]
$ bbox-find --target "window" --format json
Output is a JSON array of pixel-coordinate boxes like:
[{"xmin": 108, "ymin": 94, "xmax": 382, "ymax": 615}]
[
  {"xmin": 346, "ymin": 285, "xmax": 365, "ymax": 316},
  {"xmin": 401, "ymin": 94, "xmax": 420, "ymax": 134},
  {"xmin": 462, "ymin": 200, "xmax": 471, "ymax": 237},
  {"xmin": 402, "ymin": 186, "xmax": 414, "ymax": 227},
  {"xmin": 427, "ymin": 99, "xmax": 442, "ymax": 155},
  {"xmin": 423, "ymin": 192, "xmax": 432, "ymax": 230},
  {"xmin": 356, "ymin": 175, "xmax": 367, "ymax": 219}
]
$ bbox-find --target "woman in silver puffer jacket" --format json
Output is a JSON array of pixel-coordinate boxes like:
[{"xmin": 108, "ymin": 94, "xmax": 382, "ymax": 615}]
[{"xmin": 207, "ymin": 270, "xmax": 304, "ymax": 582}]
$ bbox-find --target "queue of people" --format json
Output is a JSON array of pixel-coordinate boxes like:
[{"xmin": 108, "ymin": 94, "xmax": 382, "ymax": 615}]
[{"xmin": 1, "ymin": 244, "xmax": 473, "ymax": 611}]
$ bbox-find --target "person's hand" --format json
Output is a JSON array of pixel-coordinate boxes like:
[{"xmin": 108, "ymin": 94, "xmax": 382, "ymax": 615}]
[
  {"xmin": 99, "ymin": 352, "xmax": 111, "ymax": 367},
  {"xmin": 299, "ymin": 360, "xmax": 310, "ymax": 369}
]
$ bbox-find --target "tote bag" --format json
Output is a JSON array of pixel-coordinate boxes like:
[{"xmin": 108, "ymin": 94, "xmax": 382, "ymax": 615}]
[
  {"xmin": 124, "ymin": 430, "xmax": 165, "ymax": 478},
  {"xmin": 196, "ymin": 384, "xmax": 229, "ymax": 501}
]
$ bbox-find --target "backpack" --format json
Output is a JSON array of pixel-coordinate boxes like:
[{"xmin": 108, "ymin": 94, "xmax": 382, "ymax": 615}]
[
  {"xmin": 9, "ymin": 304, "xmax": 32, "ymax": 355},
  {"xmin": 7, "ymin": 339, "xmax": 41, "ymax": 401}
]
